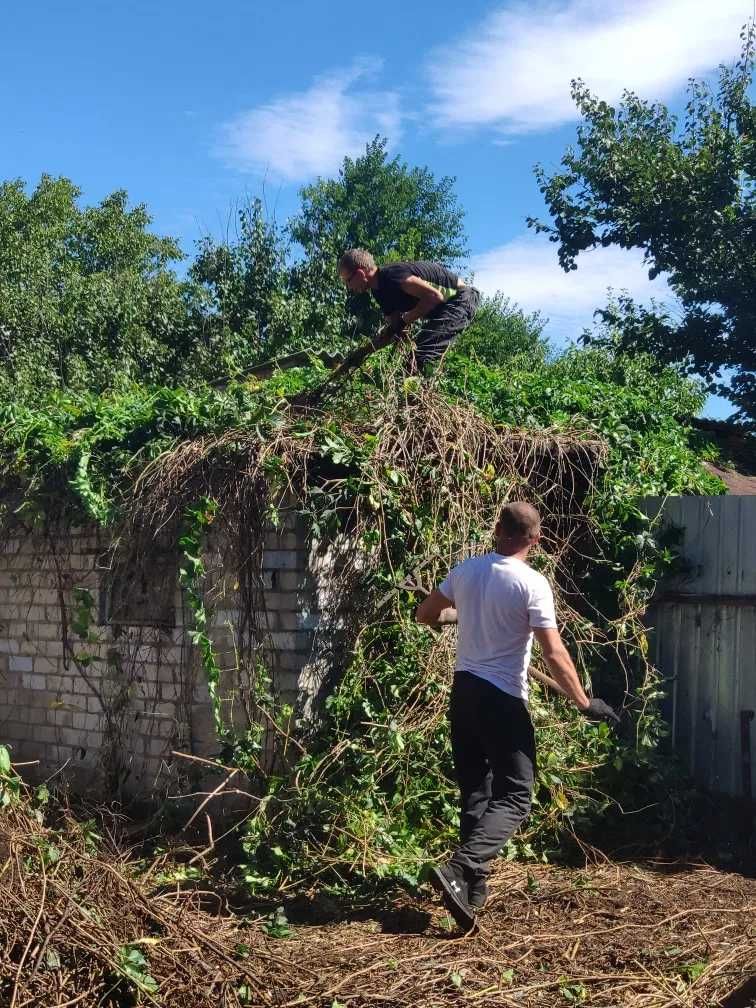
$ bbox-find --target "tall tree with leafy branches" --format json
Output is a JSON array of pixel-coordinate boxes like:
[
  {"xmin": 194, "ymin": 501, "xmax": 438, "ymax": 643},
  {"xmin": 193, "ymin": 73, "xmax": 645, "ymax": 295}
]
[
  {"xmin": 289, "ymin": 135, "xmax": 469, "ymax": 342},
  {"xmin": 0, "ymin": 175, "xmax": 194, "ymax": 396},
  {"xmin": 289, "ymin": 135, "xmax": 468, "ymax": 265},
  {"xmin": 529, "ymin": 26, "xmax": 756, "ymax": 425},
  {"xmin": 191, "ymin": 137, "xmax": 470, "ymax": 361}
]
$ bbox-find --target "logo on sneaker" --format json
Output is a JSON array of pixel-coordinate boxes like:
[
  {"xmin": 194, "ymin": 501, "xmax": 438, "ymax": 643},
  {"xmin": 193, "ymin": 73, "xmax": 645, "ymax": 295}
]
[{"xmin": 451, "ymin": 881, "xmax": 462, "ymax": 894}]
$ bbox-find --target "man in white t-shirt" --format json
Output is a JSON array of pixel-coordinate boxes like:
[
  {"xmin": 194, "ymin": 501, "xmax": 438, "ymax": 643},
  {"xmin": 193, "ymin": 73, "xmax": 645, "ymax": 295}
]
[{"xmin": 416, "ymin": 501, "xmax": 619, "ymax": 930}]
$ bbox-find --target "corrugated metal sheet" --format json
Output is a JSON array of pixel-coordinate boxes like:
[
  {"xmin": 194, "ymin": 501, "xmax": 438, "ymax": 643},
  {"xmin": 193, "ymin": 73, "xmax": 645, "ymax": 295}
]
[{"xmin": 643, "ymin": 496, "xmax": 756, "ymax": 798}]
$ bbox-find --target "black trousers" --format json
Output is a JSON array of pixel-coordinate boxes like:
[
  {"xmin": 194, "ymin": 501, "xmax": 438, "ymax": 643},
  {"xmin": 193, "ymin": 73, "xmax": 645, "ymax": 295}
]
[
  {"xmin": 410, "ymin": 286, "xmax": 481, "ymax": 370},
  {"xmin": 449, "ymin": 670, "xmax": 536, "ymax": 877}
]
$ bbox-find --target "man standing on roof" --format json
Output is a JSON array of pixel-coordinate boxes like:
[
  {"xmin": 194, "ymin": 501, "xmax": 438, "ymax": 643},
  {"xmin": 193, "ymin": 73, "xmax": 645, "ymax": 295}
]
[
  {"xmin": 338, "ymin": 249, "xmax": 480, "ymax": 373},
  {"xmin": 416, "ymin": 501, "xmax": 620, "ymax": 931}
]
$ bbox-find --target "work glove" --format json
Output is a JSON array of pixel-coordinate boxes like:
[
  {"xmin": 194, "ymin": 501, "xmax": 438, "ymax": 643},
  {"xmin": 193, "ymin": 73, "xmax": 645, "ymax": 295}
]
[{"xmin": 581, "ymin": 698, "xmax": 620, "ymax": 727}]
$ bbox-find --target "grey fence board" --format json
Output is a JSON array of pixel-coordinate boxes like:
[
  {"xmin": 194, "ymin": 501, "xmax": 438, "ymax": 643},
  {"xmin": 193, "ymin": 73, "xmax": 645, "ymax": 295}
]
[{"xmin": 643, "ymin": 496, "xmax": 756, "ymax": 798}]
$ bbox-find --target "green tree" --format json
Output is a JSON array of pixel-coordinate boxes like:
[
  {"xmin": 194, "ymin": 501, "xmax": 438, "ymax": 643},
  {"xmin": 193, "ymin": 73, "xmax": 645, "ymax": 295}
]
[
  {"xmin": 190, "ymin": 198, "xmax": 351, "ymax": 365},
  {"xmin": 191, "ymin": 201, "xmax": 287, "ymax": 346},
  {"xmin": 452, "ymin": 294, "xmax": 548, "ymax": 369},
  {"xmin": 2, "ymin": 141, "xmax": 471, "ymax": 393},
  {"xmin": 289, "ymin": 136, "xmax": 467, "ymax": 264},
  {"xmin": 291, "ymin": 136, "xmax": 468, "ymax": 346},
  {"xmin": 529, "ymin": 27, "xmax": 756, "ymax": 424},
  {"xmin": 191, "ymin": 138, "xmax": 470, "ymax": 363},
  {"xmin": 0, "ymin": 176, "xmax": 193, "ymax": 395},
  {"xmin": 288, "ymin": 136, "xmax": 467, "ymax": 350},
  {"xmin": 189, "ymin": 199, "xmax": 299, "ymax": 367}
]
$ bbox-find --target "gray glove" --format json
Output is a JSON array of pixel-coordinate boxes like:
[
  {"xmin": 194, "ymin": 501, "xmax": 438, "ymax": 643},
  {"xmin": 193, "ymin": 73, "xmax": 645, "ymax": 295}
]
[{"xmin": 582, "ymin": 698, "xmax": 620, "ymax": 726}]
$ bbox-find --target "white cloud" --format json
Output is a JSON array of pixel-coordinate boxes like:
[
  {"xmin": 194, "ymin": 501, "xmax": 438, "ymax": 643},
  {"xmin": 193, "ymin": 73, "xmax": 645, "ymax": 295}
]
[
  {"xmin": 427, "ymin": 0, "xmax": 749, "ymax": 132},
  {"xmin": 469, "ymin": 233, "xmax": 671, "ymax": 341},
  {"xmin": 220, "ymin": 60, "xmax": 401, "ymax": 182}
]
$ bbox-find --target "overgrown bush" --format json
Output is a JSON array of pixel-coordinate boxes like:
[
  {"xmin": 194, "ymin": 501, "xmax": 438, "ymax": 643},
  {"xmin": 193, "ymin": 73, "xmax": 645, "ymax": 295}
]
[
  {"xmin": 0, "ymin": 337, "xmax": 723, "ymax": 893},
  {"xmin": 0, "ymin": 146, "xmax": 727, "ymax": 896}
]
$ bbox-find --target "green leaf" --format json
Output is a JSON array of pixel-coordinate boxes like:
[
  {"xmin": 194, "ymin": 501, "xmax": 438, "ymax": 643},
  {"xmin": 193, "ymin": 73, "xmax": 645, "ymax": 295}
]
[
  {"xmin": 44, "ymin": 947, "xmax": 61, "ymax": 969},
  {"xmin": 262, "ymin": 906, "xmax": 292, "ymax": 939},
  {"xmin": 680, "ymin": 960, "xmax": 707, "ymax": 983}
]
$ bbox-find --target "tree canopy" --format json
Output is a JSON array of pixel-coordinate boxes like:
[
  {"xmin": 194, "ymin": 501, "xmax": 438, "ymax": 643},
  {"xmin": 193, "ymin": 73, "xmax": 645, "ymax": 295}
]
[
  {"xmin": 0, "ymin": 176, "xmax": 193, "ymax": 395},
  {"xmin": 289, "ymin": 136, "xmax": 468, "ymax": 264},
  {"xmin": 189, "ymin": 137, "xmax": 470, "ymax": 365},
  {"xmin": 0, "ymin": 143, "xmax": 469, "ymax": 393},
  {"xmin": 529, "ymin": 27, "xmax": 756, "ymax": 425}
]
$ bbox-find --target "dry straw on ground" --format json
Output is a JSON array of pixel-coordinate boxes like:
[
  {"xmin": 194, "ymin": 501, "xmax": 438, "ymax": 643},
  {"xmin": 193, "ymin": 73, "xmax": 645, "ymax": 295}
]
[{"xmin": 1, "ymin": 792, "xmax": 754, "ymax": 1008}]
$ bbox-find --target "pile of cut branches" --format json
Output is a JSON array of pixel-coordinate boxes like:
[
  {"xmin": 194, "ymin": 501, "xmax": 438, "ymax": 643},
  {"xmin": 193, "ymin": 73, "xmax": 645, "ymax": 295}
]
[
  {"xmin": 0, "ymin": 776, "xmax": 295, "ymax": 1007},
  {"xmin": 2, "ymin": 773, "xmax": 754, "ymax": 1007}
]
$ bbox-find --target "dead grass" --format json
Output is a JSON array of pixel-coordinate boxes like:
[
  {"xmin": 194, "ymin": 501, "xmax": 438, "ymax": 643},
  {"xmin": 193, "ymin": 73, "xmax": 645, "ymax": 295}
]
[
  {"xmin": 1, "ymin": 795, "xmax": 753, "ymax": 1008},
  {"xmin": 279, "ymin": 858, "xmax": 756, "ymax": 1008}
]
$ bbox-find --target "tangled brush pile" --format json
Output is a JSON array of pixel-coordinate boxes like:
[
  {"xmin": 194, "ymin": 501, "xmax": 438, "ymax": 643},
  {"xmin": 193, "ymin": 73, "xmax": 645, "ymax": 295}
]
[
  {"xmin": 0, "ymin": 765, "xmax": 300, "ymax": 1007},
  {"xmin": 118, "ymin": 370, "xmax": 665, "ymax": 890}
]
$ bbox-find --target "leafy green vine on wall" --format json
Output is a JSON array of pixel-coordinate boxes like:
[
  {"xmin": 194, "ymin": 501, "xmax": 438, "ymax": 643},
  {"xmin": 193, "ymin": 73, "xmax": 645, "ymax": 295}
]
[{"xmin": 177, "ymin": 497, "xmax": 230, "ymax": 744}]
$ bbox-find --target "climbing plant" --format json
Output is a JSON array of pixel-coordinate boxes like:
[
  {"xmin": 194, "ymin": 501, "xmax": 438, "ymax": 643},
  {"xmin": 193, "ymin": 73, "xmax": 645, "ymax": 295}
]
[{"xmin": 0, "ymin": 336, "xmax": 722, "ymax": 892}]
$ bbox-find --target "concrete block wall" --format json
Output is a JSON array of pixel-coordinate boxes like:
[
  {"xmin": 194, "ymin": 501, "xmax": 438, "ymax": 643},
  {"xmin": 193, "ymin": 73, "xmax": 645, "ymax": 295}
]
[{"xmin": 0, "ymin": 499, "xmax": 357, "ymax": 800}]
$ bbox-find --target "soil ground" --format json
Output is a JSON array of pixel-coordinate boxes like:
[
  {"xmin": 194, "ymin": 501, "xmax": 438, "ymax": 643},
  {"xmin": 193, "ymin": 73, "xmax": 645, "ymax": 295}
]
[
  {"xmin": 257, "ymin": 858, "xmax": 756, "ymax": 1008},
  {"xmin": 2, "ymin": 792, "xmax": 754, "ymax": 1007}
]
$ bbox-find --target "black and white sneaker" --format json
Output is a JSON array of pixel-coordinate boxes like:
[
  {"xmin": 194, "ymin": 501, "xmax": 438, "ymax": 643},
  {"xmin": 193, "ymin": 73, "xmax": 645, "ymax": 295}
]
[
  {"xmin": 467, "ymin": 875, "xmax": 489, "ymax": 910},
  {"xmin": 429, "ymin": 862, "xmax": 476, "ymax": 931}
]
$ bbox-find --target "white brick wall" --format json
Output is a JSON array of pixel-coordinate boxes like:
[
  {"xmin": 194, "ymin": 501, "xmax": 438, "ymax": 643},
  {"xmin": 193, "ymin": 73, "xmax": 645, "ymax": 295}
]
[{"xmin": 0, "ymin": 499, "xmax": 357, "ymax": 800}]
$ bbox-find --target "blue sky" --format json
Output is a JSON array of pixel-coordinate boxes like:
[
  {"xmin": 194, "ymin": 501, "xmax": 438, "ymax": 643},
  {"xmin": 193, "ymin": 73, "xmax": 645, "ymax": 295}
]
[{"xmin": 3, "ymin": 0, "xmax": 752, "ymax": 416}]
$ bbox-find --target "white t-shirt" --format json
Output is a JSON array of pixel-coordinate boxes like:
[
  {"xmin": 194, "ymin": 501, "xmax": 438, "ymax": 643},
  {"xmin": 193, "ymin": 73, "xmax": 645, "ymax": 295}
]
[{"xmin": 438, "ymin": 552, "xmax": 557, "ymax": 701}]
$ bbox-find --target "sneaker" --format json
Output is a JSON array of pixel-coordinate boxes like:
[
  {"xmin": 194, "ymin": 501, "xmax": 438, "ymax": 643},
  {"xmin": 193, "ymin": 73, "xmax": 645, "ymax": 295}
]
[
  {"xmin": 467, "ymin": 876, "xmax": 489, "ymax": 910},
  {"xmin": 429, "ymin": 863, "xmax": 476, "ymax": 931}
]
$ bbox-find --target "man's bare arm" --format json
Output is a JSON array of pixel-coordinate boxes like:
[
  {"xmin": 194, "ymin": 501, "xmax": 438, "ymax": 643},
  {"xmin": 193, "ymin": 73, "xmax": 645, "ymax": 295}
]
[
  {"xmin": 416, "ymin": 589, "xmax": 456, "ymax": 627},
  {"xmin": 533, "ymin": 627, "xmax": 590, "ymax": 710},
  {"xmin": 398, "ymin": 276, "xmax": 445, "ymax": 324}
]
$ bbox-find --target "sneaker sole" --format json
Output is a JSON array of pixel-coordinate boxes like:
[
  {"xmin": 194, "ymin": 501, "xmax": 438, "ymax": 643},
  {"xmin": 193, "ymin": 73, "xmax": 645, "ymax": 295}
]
[{"xmin": 429, "ymin": 867, "xmax": 476, "ymax": 931}]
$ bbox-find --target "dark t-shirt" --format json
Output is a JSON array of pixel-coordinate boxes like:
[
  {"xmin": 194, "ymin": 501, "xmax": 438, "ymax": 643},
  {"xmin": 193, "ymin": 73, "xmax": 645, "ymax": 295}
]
[{"xmin": 372, "ymin": 260, "xmax": 461, "ymax": 315}]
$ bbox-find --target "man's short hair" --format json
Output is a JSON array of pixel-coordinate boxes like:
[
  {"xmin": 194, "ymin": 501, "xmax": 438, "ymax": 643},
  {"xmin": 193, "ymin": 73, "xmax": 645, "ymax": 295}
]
[
  {"xmin": 338, "ymin": 248, "xmax": 376, "ymax": 273},
  {"xmin": 497, "ymin": 501, "xmax": 541, "ymax": 540}
]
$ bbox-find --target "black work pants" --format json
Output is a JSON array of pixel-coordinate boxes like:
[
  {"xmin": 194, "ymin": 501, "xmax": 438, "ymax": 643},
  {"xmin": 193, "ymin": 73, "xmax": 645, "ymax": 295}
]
[
  {"xmin": 410, "ymin": 286, "xmax": 481, "ymax": 371},
  {"xmin": 449, "ymin": 670, "xmax": 536, "ymax": 877}
]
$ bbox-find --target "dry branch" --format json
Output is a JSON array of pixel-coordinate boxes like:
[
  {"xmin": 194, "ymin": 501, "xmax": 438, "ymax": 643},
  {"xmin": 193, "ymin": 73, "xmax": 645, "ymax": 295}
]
[{"xmin": 2, "ymin": 789, "xmax": 753, "ymax": 1008}]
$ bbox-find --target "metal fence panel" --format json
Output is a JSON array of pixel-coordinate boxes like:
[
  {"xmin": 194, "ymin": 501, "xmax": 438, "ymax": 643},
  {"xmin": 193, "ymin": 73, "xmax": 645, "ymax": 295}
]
[{"xmin": 643, "ymin": 496, "xmax": 756, "ymax": 798}]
